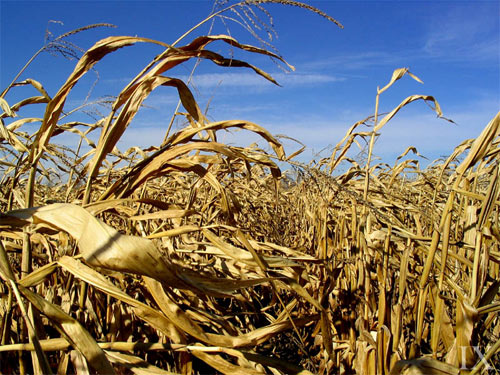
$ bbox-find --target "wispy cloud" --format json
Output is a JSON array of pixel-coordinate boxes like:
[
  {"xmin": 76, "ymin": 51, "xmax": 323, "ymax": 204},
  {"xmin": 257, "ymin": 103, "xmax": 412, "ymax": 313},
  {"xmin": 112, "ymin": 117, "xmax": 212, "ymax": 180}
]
[
  {"xmin": 180, "ymin": 72, "xmax": 345, "ymax": 89},
  {"xmin": 102, "ymin": 71, "xmax": 346, "ymax": 97},
  {"xmin": 236, "ymin": 98, "xmax": 499, "ymax": 165},
  {"xmin": 304, "ymin": 51, "xmax": 405, "ymax": 71},
  {"xmin": 305, "ymin": 3, "xmax": 499, "ymax": 72},
  {"xmin": 142, "ymin": 93, "xmax": 180, "ymax": 107},
  {"xmin": 422, "ymin": 3, "xmax": 499, "ymax": 63},
  {"xmin": 116, "ymin": 125, "xmax": 168, "ymax": 150}
]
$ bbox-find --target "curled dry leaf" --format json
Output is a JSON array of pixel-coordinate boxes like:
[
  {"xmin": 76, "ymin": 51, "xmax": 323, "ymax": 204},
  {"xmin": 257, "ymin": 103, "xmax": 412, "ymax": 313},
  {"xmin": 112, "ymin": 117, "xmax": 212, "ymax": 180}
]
[{"xmin": 0, "ymin": 203, "xmax": 273, "ymax": 296}]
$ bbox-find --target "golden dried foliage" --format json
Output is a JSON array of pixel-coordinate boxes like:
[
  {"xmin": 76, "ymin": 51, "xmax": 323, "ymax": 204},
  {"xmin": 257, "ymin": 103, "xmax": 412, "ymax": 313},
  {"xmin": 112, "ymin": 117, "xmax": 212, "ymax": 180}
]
[{"xmin": 0, "ymin": 2, "xmax": 499, "ymax": 374}]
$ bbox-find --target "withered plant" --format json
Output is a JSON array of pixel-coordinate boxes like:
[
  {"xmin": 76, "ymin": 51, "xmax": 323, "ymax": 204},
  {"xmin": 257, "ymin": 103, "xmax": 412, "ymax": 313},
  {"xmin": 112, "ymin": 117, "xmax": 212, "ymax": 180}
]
[{"xmin": 0, "ymin": 1, "xmax": 499, "ymax": 374}]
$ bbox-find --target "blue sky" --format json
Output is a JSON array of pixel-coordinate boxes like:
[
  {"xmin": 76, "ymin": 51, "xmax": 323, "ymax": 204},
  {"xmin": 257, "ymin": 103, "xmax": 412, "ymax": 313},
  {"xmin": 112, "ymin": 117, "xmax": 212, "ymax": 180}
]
[{"xmin": 1, "ymin": 0, "xmax": 499, "ymax": 168}]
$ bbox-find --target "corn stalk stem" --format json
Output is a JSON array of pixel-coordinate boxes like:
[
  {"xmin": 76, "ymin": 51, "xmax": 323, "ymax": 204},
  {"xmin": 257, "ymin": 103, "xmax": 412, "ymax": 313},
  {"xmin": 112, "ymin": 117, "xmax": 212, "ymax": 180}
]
[{"xmin": 363, "ymin": 87, "xmax": 380, "ymax": 205}]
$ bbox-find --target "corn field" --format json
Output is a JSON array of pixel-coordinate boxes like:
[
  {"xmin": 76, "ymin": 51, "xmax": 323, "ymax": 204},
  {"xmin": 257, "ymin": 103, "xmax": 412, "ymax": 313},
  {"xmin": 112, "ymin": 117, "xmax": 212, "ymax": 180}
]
[{"xmin": 0, "ymin": 1, "xmax": 499, "ymax": 374}]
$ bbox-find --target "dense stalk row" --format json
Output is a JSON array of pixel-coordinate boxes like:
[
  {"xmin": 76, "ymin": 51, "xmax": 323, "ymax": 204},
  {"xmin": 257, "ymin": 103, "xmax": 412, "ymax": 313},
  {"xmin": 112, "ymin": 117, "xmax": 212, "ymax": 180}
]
[{"xmin": 0, "ymin": 2, "xmax": 499, "ymax": 374}]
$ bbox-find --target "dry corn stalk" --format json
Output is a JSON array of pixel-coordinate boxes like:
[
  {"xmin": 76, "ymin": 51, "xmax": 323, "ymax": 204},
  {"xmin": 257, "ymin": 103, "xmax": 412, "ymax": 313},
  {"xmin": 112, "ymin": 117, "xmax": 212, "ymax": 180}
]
[{"xmin": 0, "ymin": 1, "xmax": 499, "ymax": 374}]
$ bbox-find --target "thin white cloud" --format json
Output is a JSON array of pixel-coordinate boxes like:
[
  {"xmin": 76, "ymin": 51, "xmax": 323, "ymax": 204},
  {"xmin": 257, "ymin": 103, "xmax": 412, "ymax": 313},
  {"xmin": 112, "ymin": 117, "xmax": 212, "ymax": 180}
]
[
  {"xmin": 305, "ymin": 51, "xmax": 405, "ymax": 71},
  {"xmin": 240, "ymin": 98, "xmax": 499, "ymax": 165},
  {"xmin": 305, "ymin": 4, "xmax": 499, "ymax": 72},
  {"xmin": 423, "ymin": 4, "xmax": 499, "ymax": 63},
  {"xmin": 117, "ymin": 126, "xmax": 167, "ymax": 150},
  {"xmin": 142, "ymin": 93, "xmax": 180, "ymax": 107},
  {"xmin": 49, "ymin": 102, "xmax": 498, "ymax": 169},
  {"xmin": 180, "ymin": 72, "xmax": 345, "ymax": 88}
]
